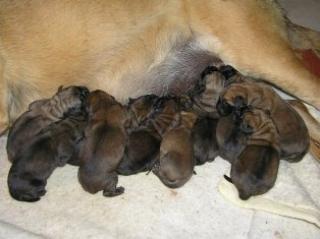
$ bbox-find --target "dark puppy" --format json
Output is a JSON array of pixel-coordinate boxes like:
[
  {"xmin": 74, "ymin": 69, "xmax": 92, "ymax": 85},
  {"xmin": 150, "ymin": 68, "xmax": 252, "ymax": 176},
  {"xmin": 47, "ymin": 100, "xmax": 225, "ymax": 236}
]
[
  {"xmin": 189, "ymin": 66, "xmax": 229, "ymax": 118},
  {"xmin": 146, "ymin": 96, "xmax": 197, "ymax": 188},
  {"xmin": 192, "ymin": 117, "xmax": 219, "ymax": 165},
  {"xmin": 189, "ymin": 66, "xmax": 229, "ymax": 165},
  {"xmin": 78, "ymin": 90, "xmax": 127, "ymax": 197},
  {"xmin": 8, "ymin": 111, "xmax": 87, "ymax": 202},
  {"xmin": 117, "ymin": 95, "xmax": 161, "ymax": 175},
  {"xmin": 217, "ymin": 109, "xmax": 280, "ymax": 200},
  {"xmin": 7, "ymin": 85, "xmax": 89, "ymax": 162},
  {"xmin": 218, "ymin": 67, "xmax": 310, "ymax": 162}
]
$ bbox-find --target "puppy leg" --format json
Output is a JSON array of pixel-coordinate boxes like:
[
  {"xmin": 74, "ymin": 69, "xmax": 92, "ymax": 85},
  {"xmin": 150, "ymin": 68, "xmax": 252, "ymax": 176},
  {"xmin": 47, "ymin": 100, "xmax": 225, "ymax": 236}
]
[{"xmin": 102, "ymin": 172, "xmax": 124, "ymax": 197}]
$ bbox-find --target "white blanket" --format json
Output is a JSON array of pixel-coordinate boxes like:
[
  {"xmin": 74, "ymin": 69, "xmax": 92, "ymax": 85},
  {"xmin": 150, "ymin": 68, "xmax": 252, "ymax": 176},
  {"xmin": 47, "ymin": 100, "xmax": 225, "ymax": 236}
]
[{"xmin": 0, "ymin": 134, "xmax": 319, "ymax": 239}]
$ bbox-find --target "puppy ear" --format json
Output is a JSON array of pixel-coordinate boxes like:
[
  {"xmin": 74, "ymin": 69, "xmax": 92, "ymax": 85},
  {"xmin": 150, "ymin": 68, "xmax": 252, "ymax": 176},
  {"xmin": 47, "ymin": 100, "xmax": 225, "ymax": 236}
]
[
  {"xmin": 231, "ymin": 145, "xmax": 279, "ymax": 200},
  {"xmin": 58, "ymin": 85, "xmax": 64, "ymax": 93}
]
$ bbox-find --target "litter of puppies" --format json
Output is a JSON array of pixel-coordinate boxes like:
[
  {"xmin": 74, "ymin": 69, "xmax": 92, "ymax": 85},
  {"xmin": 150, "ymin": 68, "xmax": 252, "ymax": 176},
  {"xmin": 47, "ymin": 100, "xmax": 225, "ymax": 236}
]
[{"xmin": 6, "ymin": 65, "xmax": 310, "ymax": 202}]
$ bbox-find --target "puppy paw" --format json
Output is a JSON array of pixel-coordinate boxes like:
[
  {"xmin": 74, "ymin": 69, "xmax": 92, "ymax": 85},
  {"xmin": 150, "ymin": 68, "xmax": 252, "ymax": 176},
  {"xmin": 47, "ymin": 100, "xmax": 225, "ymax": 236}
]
[{"xmin": 103, "ymin": 186, "xmax": 125, "ymax": 197}]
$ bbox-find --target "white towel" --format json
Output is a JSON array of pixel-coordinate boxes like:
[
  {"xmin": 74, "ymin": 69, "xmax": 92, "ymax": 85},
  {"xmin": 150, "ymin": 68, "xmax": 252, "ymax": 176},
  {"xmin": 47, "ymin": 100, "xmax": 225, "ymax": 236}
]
[{"xmin": 1, "ymin": 135, "xmax": 320, "ymax": 239}]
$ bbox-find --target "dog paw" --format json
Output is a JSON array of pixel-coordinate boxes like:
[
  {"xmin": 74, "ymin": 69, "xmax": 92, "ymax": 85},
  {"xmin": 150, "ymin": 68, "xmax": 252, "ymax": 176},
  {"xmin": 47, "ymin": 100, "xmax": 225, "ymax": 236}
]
[{"xmin": 103, "ymin": 186, "xmax": 125, "ymax": 197}]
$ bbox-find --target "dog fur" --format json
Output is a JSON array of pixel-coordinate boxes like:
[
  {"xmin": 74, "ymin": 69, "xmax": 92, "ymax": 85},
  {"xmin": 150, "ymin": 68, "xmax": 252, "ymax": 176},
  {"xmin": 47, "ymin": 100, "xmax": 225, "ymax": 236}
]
[
  {"xmin": 219, "ymin": 74, "xmax": 310, "ymax": 162},
  {"xmin": 0, "ymin": 0, "xmax": 320, "ymax": 135},
  {"xmin": 150, "ymin": 97, "xmax": 198, "ymax": 188},
  {"xmin": 117, "ymin": 95, "xmax": 161, "ymax": 175},
  {"xmin": 7, "ymin": 111, "xmax": 87, "ymax": 202},
  {"xmin": 217, "ymin": 108, "xmax": 280, "ymax": 200},
  {"xmin": 6, "ymin": 86, "xmax": 88, "ymax": 162},
  {"xmin": 78, "ymin": 90, "xmax": 127, "ymax": 197}
]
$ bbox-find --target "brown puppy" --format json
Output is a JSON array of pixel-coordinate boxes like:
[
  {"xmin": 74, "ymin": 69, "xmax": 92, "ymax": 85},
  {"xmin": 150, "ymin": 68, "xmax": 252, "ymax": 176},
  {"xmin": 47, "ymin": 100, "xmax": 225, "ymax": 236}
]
[
  {"xmin": 78, "ymin": 90, "xmax": 127, "ymax": 197},
  {"xmin": 117, "ymin": 95, "xmax": 161, "ymax": 175},
  {"xmin": 217, "ymin": 109, "xmax": 280, "ymax": 200},
  {"xmin": 7, "ymin": 85, "xmax": 89, "ymax": 163},
  {"xmin": 189, "ymin": 65, "xmax": 235, "ymax": 165},
  {"xmin": 218, "ymin": 69, "xmax": 310, "ymax": 162},
  {"xmin": 192, "ymin": 117, "xmax": 219, "ymax": 166},
  {"xmin": 148, "ymin": 96, "xmax": 197, "ymax": 188},
  {"xmin": 189, "ymin": 65, "xmax": 229, "ymax": 118},
  {"xmin": 8, "ymin": 111, "xmax": 87, "ymax": 202}
]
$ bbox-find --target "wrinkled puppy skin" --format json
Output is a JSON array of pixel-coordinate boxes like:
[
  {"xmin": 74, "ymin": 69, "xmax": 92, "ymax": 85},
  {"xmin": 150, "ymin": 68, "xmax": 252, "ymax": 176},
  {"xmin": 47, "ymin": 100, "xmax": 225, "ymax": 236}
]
[
  {"xmin": 218, "ymin": 67, "xmax": 310, "ymax": 162},
  {"xmin": 188, "ymin": 65, "xmax": 233, "ymax": 165},
  {"xmin": 151, "ymin": 97, "xmax": 198, "ymax": 188},
  {"xmin": 117, "ymin": 95, "xmax": 161, "ymax": 175},
  {"xmin": 6, "ymin": 85, "xmax": 89, "ymax": 162},
  {"xmin": 78, "ymin": 90, "xmax": 127, "ymax": 197},
  {"xmin": 7, "ymin": 111, "xmax": 87, "ymax": 202},
  {"xmin": 217, "ymin": 109, "xmax": 280, "ymax": 200},
  {"xmin": 189, "ymin": 65, "xmax": 230, "ymax": 118}
]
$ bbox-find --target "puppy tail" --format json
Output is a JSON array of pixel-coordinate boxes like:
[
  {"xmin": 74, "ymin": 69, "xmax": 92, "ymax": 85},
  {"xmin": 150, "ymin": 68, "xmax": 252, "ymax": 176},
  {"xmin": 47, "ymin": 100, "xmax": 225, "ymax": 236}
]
[{"xmin": 288, "ymin": 100, "xmax": 320, "ymax": 161}]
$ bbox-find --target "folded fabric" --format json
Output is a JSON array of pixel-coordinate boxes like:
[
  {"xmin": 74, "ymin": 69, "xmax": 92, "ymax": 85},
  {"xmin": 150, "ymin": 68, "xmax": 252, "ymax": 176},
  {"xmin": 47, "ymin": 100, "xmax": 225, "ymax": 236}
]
[{"xmin": 219, "ymin": 153, "xmax": 320, "ymax": 228}]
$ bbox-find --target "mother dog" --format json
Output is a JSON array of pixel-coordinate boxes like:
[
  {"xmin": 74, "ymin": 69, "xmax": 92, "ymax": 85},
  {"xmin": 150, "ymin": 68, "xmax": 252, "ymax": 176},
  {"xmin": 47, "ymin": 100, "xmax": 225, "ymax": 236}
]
[{"xmin": 0, "ymin": 0, "xmax": 319, "ymax": 133}]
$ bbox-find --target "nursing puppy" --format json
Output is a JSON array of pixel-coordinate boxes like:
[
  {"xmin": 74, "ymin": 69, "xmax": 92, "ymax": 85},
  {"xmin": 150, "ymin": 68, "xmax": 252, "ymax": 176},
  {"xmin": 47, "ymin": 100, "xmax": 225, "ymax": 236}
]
[
  {"xmin": 8, "ymin": 111, "xmax": 87, "ymax": 202},
  {"xmin": 1, "ymin": 0, "xmax": 320, "ymax": 136},
  {"xmin": 7, "ymin": 85, "xmax": 89, "ymax": 163},
  {"xmin": 149, "ymin": 97, "xmax": 198, "ymax": 188},
  {"xmin": 218, "ymin": 69, "xmax": 310, "ymax": 162},
  {"xmin": 189, "ymin": 65, "xmax": 230, "ymax": 118},
  {"xmin": 78, "ymin": 90, "xmax": 127, "ymax": 197},
  {"xmin": 189, "ymin": 65, "xmax": 229, "ymax": 164},
  {"xmin": 117, "ymin": 95, "xmax": 161, "ymax": 175},
  {"xmin": 217, "ymin": 109, "xmax": 280, "ymax": 200}
]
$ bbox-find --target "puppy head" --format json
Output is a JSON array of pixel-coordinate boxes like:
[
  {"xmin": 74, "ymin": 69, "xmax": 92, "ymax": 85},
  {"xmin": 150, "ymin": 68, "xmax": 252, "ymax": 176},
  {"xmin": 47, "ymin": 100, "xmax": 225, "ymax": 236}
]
[
  {"xmin": 148, "ymin": 96, "xmax": 181, "ymax": 134},
  {"xmin": 49, "ymin": 85, "xmax": 89, "ymax": 117},
  {"xmin": 231, "ymin": 145, "xmax": 279, "ymax": 200},
  {"xmin": 127, "ymin": 94, "xmax": 159, "ymax": 126},
  {"xmin": 7, "ymin": 170, "xmax": 47, "ymax": 202},
  {"xmin": 190, "ymin": 66, "xmax": 229, "ymax": 116},
  {"xmin": 240, "ymin": 109, "xmax": 279, "ymax": 149},
  {"xmin": 152, "ymin": 152, "xmax": 192, "ymax": 189}
]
